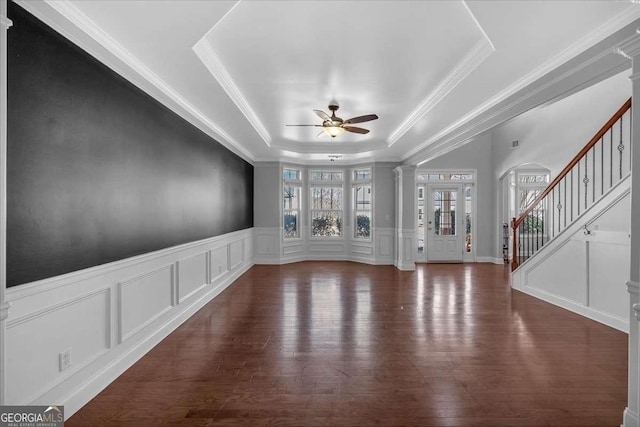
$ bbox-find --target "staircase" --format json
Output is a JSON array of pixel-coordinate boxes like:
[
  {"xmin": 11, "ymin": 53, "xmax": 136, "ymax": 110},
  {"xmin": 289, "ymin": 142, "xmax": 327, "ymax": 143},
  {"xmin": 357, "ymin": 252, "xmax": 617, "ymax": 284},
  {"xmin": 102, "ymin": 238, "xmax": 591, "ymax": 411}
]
[
  {"xmin": 512, "ymin": 98, "xmax": 631, "ymax": 270},
  {"xmin": 510, "ymin": 98, "xmax": 632, "ymax": 331}
]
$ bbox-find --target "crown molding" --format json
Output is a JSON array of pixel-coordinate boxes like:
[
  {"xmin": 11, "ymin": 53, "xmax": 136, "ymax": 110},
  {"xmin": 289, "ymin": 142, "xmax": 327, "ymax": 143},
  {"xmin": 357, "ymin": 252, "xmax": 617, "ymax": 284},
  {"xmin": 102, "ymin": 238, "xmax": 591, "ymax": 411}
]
[
  {"xmin": 616, "ymin": 28, "xmax": 640, "ymax": 59},
  {"xmin": 257, "ymin": 151, "xmax": 402, "ymax": 166},
  {"xmin": 14, "ymin": 0, "xmax": 254, "ymax": 163},
  {"xmin": 271, "ymin": 139, "xmax": 388, "ymax": 155},
  {"xmin": 394, "ymin": 165, "xmax": 416, "ymax": 176},
  {"xmin": 193, "ymin": 39, "xmax": 272, "ymax": 147},
  {"xmin": 462, "ymin": 0, "xmax": 495, "ymax": 51},
  {"xmin": 403, "ymin": 4, "xmax": 640, "ymax": 163},
  {"xmin": 387, "ymin": 38, "xmax": 493, "ymax": 147},
  {"xmin": 404, "ymin": 44, "xmax": 628, "ymax": 164}
]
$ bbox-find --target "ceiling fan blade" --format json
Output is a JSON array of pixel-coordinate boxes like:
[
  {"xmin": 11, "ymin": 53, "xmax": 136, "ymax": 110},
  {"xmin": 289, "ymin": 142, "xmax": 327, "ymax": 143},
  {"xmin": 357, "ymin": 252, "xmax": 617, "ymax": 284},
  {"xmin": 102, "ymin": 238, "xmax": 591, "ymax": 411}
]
[
  {"xmin": 344, "ymin": 114, "xmax": 378, "ymax": 124},
  {"xmin": 314, "ymin": 110, "xmax": 331, "ymax": 122},
  {"xmin": 343, "ymin": 126, "xmax": 370, "ymax": 134},
  {"xmin": 317, "ymin": 130, "xmax": 326, "ymax": 137},
  {"xmin": 285, "ymin": 124, "xmax": 322, "ymax": 127}
]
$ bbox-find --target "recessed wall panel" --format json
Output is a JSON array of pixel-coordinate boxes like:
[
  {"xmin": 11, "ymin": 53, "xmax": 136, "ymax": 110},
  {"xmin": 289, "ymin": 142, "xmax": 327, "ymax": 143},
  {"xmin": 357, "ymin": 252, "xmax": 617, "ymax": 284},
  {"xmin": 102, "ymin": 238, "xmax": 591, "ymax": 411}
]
[
  {"xmin": 6, "ymin": 290, "xmax": 110, "ymax": 403},
  {"xmin": 118, "ymin": 265, "xmax": 174, "ymax": 342},
  {"xmin": 177, "ymin": 253, "xmax": 208, "ymax": 303}
]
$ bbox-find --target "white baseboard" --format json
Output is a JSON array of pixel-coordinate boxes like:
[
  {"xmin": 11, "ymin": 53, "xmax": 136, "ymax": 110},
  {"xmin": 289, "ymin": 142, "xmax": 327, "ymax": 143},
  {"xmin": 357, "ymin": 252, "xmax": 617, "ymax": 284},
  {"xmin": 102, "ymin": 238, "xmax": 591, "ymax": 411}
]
[
  {"xmin": 623, "ymin": 407, "xmax": 639, "ymax": 427},
  {"xmin": 514, "ymin": 285, "xmax": 628, "ymax": 332},
  {"xmin": 476, "ymin": 256, "xmax": 505, "ymax": 265},
  {"xmin": 395, "ymin": 260, "xmax": 416, "ymax": 271}
]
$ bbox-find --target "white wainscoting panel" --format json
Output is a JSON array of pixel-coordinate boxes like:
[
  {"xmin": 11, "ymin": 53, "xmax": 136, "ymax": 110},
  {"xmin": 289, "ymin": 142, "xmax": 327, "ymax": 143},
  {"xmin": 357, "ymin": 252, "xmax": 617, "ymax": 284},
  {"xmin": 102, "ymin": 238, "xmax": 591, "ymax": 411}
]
[
  {"xmin": 243, "ymin": 236, "xmax": 252, "ymax": 261},
  {"xmin": 254, "ymin": 226, "xmax": 395, "ymax": 265},
  {"xmin": 118, "ymin": 265, "xmax": 174, "ymax": 343},
  {"xmin": 6, "ymin": 289, "xmax": 110, "ymax": 404},
  {"xmin": 254, "ymin": 227, "xmax": 278, "ymax": 256},
  {"xmin": 351, "ymin": 243, "xmax": 373, "ymax": 255},
  {"xmin": 350, "ymin": 238, "xmax": 375, "ymax": 264},
  {"xmin": 512, "ymin": 182, "xmax": 630, "ymax": 332},
  {"xmin": 588, "ymin": 241, "xmax": 629, "ymax": 321},
  {"xmin": 282, "ymin": 226, "xmax": 309, "ymax": 263},
  {"xmin": 395, "ymin": 229, "xmax": 416, "ymax": 270},
  {"xmin": 525, "ymin": 240, "xmax": 588, "ymax": 306},
  {"xmin": 210, "ymin": 245, "xmax": 229, "ymax": 283},
  {"xmin": 283, "ymin": 241, "xmax": 304, "ymax": 255},
  {"xmin": 177, "ymin": 252, "xmax": 208, "ymax": 304},
  {"xmin": 308, "ymin": 242, "xmax": 347, "ymax": 254},
  {"xmin": 376, "ymin": 228, "xmax": 394, "ymax": 261},
  {"xmin": 229, "ymin": 240, "xmax": 243, "ymax": 269},
  {"xmin": 4, "ymin": 228, "xmax": 253, "ymax": 419}
]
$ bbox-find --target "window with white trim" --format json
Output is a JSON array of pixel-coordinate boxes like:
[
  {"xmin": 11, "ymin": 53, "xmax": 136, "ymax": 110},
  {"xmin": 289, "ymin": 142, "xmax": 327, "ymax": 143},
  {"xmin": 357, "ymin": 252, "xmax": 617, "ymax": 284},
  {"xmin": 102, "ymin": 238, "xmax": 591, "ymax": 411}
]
[
  {"xmin": 283, "ymin": 168, "xmax": 301, "ymax": 239},
  {"xmin": 310, "ymin": 170, "xmax": 343, "ymax": 237},
  {"xmin": 353, "ymin": 168, "xmax": 372, "ymax": 239},
  {"xmin": 515, "ymin": 170, "xmax": 549, "ymax": 234},
  {"xmin": 417, "ymin": 173, "xmax": 473, "ymax": 181}
]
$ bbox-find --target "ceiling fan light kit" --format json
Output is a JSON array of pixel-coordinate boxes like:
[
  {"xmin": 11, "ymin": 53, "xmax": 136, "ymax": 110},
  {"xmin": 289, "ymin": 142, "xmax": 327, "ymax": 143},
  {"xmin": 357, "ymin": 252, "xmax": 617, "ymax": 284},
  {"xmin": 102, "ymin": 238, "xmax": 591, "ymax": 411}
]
[
  {"xmin": 324, "ymin": 126, "xmax": 346, "ymax": 137},
  {"xmin": 286, "ymin": 103, "xmax": 378, "ymax": 138}
]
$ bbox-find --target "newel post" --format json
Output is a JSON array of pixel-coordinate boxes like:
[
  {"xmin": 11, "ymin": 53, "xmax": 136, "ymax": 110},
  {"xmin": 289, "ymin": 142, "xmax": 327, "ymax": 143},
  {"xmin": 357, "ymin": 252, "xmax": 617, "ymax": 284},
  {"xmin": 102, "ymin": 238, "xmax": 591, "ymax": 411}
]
[
  {"xmin": 0, "ymin": 0, "xmax": 12, "ymax": 406},
  {"xmin": 617, "ymin": 29, "xmax": 640, "ymax": 427},
  {"xmin": 511, "ymin": 218, "xmax": 518, "ymax": 271}
]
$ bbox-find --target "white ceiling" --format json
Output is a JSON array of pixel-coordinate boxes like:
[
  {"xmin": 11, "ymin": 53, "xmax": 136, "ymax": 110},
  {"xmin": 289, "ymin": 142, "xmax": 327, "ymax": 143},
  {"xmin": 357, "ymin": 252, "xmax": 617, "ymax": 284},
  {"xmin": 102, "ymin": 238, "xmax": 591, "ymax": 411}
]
[{"xmin": 17, "ymin": 0, "xmax": 640, "ymax": 164}]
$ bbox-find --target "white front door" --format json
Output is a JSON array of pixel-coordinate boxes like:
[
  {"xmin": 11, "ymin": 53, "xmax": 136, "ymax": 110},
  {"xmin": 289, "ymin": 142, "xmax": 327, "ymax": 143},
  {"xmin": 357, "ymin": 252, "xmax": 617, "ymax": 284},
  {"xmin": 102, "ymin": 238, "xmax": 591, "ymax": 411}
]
[{"xmin": 426, "ymin": 184, "xmax": 464, "ymax": 262}]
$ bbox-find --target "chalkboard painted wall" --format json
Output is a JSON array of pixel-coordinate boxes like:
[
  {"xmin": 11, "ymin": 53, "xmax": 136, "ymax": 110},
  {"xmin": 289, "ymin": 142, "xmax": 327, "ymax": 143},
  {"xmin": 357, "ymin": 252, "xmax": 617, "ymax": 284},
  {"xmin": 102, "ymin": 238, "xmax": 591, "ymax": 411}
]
[{"xmin": 6, "ymin": 1, "xmax": 254, "ymax": 287}]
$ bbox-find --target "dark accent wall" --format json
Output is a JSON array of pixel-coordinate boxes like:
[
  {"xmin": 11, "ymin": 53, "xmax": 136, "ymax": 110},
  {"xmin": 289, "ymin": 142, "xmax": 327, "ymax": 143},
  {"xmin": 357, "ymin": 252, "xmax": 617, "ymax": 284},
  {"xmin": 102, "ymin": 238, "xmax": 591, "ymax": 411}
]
[{"xmin": 6, "ymin": 2, "xmax": 253, "ymax": 287}]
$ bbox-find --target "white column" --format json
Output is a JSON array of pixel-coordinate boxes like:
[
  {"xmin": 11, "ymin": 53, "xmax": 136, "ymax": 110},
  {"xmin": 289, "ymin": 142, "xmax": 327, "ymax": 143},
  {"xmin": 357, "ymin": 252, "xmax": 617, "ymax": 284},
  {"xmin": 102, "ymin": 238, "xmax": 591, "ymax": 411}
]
[
  {"xmin": 0, "ymin": 0, "xmax": 12, "ymax": 406},
  {"xmin": 618, "ymin": 29, "xmax": 640, "ymax": 427},
  {"xmin": 394, "ymin": 166, "xmax": 416, "ymax": 271}
]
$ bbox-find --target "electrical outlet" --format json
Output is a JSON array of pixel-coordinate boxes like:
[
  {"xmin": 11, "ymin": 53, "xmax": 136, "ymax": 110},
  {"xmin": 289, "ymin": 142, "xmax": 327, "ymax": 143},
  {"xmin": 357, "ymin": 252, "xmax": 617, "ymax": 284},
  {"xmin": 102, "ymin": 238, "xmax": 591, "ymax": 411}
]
[{"xmin": 59, "ymin": 349, "xmax": 71, "ymax": 372}]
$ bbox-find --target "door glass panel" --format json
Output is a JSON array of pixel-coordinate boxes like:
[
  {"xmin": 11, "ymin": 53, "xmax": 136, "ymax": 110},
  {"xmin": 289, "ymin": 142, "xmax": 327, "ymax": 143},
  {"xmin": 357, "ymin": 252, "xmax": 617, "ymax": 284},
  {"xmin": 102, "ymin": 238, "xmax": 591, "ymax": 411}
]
[
  {"xmin": 434, "ymin": 190, "xmax": 456, "ymax": 236},
  {"xmin": 465, "ymin": 185, "xmax": 472, "ymax": 252},
  {"xmin": 417, "ymin": 186, "xmax": 425, "ymax": 253}
]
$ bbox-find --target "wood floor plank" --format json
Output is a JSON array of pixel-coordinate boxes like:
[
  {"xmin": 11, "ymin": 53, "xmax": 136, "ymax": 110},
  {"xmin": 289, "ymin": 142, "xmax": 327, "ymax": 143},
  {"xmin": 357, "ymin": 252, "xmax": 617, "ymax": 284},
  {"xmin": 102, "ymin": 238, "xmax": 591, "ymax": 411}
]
[{"xmin": 66, "ymin": 262, "xmax": 628, "ymax": 426}]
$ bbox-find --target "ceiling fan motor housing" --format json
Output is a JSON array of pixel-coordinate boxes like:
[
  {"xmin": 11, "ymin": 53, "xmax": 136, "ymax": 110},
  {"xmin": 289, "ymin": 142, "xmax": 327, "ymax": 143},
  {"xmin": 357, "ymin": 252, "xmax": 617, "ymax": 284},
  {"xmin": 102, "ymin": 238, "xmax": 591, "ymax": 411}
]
[{"xmin": 327, "ymin": 104, "xmax": 343, "ymax": 126}]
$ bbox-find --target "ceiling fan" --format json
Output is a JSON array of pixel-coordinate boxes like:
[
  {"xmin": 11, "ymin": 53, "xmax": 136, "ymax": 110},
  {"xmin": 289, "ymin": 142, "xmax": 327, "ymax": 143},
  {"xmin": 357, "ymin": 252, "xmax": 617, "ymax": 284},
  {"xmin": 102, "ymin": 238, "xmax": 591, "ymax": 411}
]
[{"xmin": 286, "ymin": 103, "xmax": 378, "ymax": 138}]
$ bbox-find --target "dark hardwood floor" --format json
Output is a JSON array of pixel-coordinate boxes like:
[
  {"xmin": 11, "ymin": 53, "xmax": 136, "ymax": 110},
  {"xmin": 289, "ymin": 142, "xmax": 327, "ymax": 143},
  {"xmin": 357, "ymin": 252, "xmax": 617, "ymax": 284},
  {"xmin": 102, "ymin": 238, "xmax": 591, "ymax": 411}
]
[{"xmin": 67, "ymin": 262, "xmax": 628, "ymax": 426}]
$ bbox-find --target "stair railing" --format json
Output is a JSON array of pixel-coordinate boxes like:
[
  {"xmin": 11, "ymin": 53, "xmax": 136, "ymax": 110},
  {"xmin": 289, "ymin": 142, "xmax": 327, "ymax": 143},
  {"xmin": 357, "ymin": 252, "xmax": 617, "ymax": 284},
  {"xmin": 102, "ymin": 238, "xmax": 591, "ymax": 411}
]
[{"xmin": 511, "ymin": 98, "xmax": 632, "ymax": 271}]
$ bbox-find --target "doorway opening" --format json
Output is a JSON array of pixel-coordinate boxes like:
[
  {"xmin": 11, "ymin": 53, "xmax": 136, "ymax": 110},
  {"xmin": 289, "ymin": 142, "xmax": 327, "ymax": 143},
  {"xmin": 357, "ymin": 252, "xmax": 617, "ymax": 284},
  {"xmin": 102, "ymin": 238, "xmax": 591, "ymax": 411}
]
[
  {"xmin": 499, "ymin": 165, "xmax": 550, "ymax": 261},
  {"xmin": 417, "ymin": 171, "xmax": 475, "ymax": 263}
]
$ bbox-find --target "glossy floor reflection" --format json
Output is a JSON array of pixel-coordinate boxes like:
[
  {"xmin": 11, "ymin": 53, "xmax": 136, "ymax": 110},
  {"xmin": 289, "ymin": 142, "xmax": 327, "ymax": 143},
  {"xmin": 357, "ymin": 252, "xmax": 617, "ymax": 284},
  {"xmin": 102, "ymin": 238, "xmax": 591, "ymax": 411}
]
[{"xmin": 67, "ymin": 262, "xmax": 628, "ymax": 426}]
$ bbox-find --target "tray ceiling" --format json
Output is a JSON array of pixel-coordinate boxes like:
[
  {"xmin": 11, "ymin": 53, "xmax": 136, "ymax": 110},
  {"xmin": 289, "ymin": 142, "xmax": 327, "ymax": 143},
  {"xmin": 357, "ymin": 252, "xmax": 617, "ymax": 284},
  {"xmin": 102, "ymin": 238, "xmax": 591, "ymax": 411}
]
[{"xmin": 15, "ymin": 0, "xmax": 640, "ymax": 164}]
